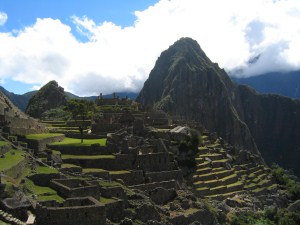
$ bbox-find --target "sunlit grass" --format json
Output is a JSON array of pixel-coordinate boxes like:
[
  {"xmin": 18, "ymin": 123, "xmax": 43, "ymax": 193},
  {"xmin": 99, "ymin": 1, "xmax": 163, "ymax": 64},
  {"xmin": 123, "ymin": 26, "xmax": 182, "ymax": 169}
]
[{"xmin": 50, "ymin": 137, "xmax": 107, "ymax": 146}]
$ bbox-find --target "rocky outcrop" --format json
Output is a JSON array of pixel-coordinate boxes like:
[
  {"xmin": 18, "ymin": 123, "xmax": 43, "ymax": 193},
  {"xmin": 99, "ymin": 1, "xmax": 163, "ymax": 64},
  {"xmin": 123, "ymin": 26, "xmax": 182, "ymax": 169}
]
[
  {"xmin": 25, "ymin": 81, "xmax": 67, "ymax": 118},
  {"xmin": 137, "ymin": 37, "xmax": 300, "ymax": 176}
]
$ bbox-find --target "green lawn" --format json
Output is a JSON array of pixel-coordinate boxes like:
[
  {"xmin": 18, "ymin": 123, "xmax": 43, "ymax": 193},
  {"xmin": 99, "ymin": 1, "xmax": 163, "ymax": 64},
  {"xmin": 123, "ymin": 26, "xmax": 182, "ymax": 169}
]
[
  {"xmin": 109, "ymin": 170, "xmax": 130, "ymax": 175},
  {"xmin": 26, "ymin": 133, "xmax": 64, "ymax": 140},
  {"xmin": 62, "ymin": 154, "xmax": 115, "ymax": 160},
  {"xmin": 82, "ymin": 168, "xmax": 107, "ymax": 173},
  {"xmin": 98, "ymin": 180, "xmax": 122, "ymax": 187},
  {"xmin": 36, "ymin": 166, "xmax": 58, "ymax": 174},
  {"xmin": 0, "ymin": 141, "xmax": 9, "ymax": 147},
  {"xmin": 61, "ymin": 163, "xmax": 81, "ymax": 168},
  {"xmin": 0, "ymin": 150, "xmax": 25, "ymax": 172},
  {"xmin": 25, "ymin": 179, "xmax": 64, "ymax": 203},
  {"xmin": 99, "ymin": 196, "xmax": 117, "ymax": 204},
  {"xmin": 49, "ymin": 137, "xmax": 107, "ymax": 146}
]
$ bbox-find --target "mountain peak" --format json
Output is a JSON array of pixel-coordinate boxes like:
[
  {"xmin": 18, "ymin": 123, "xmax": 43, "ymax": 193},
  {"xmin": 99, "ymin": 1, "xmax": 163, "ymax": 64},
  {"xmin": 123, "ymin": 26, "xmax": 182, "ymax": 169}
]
[
  {"xmin": 25, "ymin": 80, "xmax": 67, "ymax": 118},
  {"xmin": 137, "ymin": 37, "xmax": 258, "ymax": 152}
]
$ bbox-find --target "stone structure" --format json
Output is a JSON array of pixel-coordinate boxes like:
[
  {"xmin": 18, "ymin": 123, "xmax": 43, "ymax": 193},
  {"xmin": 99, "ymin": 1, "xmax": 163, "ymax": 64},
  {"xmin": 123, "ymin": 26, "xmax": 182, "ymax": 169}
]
[
  {"xmin": 36, "ymin": 197, "xmax": 106, "ymax": 225},
  {"xmin": 50, "ymin": 179, "xmax": 100, "ymax": 199}
]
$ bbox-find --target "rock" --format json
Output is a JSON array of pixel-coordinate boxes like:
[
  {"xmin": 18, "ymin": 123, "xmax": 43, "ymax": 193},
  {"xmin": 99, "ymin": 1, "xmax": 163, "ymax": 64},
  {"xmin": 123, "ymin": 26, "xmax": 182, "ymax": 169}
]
[
  {"xmin": 136, "ymin": 203, "xmax": 161, "ymax": 222},
  {"xmin": 288, "ymin": 199, "xmax": 300, "ymax": 212},
  {"xmin": 148, "ymin": 187, "xmax": 177, "ymax": 205},
  {"xmin": 235, "ymin": 150, "xmax": 250, "ymax": 164},
  {"xmin": 225, "ymin": 198, "xmax": 245, "ymax": 208},
  {"xmin": 181, "ymin": 199, "xmax": 190, "ymax": 210},
  {"xmin": 189, "ymin": 222, "xmax": 202, "ymax": 225},
  {"xmin": 147, "ymin": 220, "xmax": 164, "ymax": 225},
  {"xmin": 169, "ymin": 202, "xmax": 181, "ymax": 211},
  {"xmin": 119, "ymin": 217, "xmax": 134, "ymax": 225}
]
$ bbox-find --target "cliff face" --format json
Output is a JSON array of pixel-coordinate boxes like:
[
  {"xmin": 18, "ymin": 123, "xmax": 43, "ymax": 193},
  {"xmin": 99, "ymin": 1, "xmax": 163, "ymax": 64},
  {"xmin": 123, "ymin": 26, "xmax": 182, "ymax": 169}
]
[
  {"xmin": 25, "ymin": 80, "xmax": 67, "ymax": 118},
  {"xmin": 237, "ymin": 85, "xmax": 300, "ymax": 176},
  {"xmin": 137, "ymin": 37, "xmax": 300, "ymax": 176}
]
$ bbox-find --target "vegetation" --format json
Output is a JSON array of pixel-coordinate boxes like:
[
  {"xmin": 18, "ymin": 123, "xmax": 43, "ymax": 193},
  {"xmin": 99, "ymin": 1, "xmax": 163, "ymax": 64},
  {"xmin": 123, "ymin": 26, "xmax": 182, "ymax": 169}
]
[
  {"xmin": 177, "ymin": 129, "xmax": 199, "ymax": 167},
  {"xmin": 229, "ymin": 207, "xmax": 300, "ymax": 225},
  {"xmin": 25, "ymin": 133, "xmax": 64, "ymax": 140},
  {"xmin": 36, "ymin": 166, "xmax": 58, "ymax": 174},
  {"xmin": 24, "ymin": 179, "xmax": 64, "ymax": 203},
  {"xmin": 0, "ymin": 141, "xmax": 9, "ymax": 147},
  {"xmin": 65, "ymin": 99, "xmax": 96, "ymax": 143},
  {"xmin": 49, "ymin": 137, "xmax": 107, "ymax": 146},
  {"xmin": 61, "ymin": 154, "xmax": 115, "ymax": 160},
  {"xmin": 271, "ymin": 164, "xmax": 300, "ymax": 200},
  {"xmin": 0, "ymin": 150, "xmax": 24, "ymax": 172},
  {"xmin": 41, "ymin": 106, "xmax": 71, "ymax": 120}
]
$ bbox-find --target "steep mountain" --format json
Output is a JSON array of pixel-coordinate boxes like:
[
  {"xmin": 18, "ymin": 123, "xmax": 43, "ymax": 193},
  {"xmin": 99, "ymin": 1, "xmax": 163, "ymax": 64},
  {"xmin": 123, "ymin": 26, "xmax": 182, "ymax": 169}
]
[
  {"xmin": 137, "ymin": 37, "xmax": 300, "ymax": 176},
  {"xmin": 25, "ymin": 80, "xmax": 67, "ymax": 118},
  {"xmin": 0, "ymin": 86, "xmax": 33, "ymax": 111},
  {"xmin": 137, "ymin": 37, "xmax": 258, "ymax": 153},
  {"xmin": 232, "ymin": 71, "xmax": 300, "ymax": 99}
]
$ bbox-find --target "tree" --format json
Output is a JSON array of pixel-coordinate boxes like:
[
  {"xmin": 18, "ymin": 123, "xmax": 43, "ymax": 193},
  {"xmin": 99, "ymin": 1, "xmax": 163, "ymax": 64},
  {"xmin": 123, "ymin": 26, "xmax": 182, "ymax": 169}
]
[{"xmin": 65, "ymin": 99, "xmax": 96, "ymax": 143}]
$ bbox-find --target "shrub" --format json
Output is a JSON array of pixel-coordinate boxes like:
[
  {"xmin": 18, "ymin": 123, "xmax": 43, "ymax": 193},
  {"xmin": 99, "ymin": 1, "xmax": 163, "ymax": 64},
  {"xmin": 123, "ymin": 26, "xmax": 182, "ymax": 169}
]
[{"xmin": 271, "ymin": 164, "xmax": 300, "ymax": 200}]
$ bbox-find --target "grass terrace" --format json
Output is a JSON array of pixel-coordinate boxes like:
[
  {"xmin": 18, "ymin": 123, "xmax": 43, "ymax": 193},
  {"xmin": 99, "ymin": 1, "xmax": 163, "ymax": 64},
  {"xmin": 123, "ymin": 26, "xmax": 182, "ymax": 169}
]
[
  {"xmin": 109, "ymin": 170, "xmax": 130, "ymax": 175},
  {"xmin": 0, "ymin": 149, "xmax": 25, "ymax": 172},
  {"xmin": 36, "ymin": 166, "xmax": 58, "ymax": 174},
  {"xmin": 0, "ymin": 141, "xmax": 10, "ymax": 147},
  {"xmin": 82, "ymin": 168, "xmax": 107, "ymax": 173},
  {"xmin": 25, "ymin": 179, "xmax": 64, "ymax": 203},
  {"xmin": 61, "ymin": 154, "xmax": 115, "ymax": 160},
  {"xmin": 25, "ymin": 133, "xmax": 64, "ymax": 140},
  {"xmin": 61, "ymin": 163, "xmax": 81, "ymax": 169},
  {"xmin": 49, "ymin": 137, "xmax": 107, "ymax": 147}
]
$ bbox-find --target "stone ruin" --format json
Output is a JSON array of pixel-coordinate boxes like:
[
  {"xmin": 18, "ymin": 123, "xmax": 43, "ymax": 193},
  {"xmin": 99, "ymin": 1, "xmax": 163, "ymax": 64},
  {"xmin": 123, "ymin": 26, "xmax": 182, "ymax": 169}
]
[{"xmin": 36, "ymin": 197, "xmax": 106, "ymax": 225}]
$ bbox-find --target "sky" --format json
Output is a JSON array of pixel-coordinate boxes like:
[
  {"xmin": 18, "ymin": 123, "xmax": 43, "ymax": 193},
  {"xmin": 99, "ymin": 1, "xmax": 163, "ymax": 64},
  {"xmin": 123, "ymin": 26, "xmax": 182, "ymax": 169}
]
[{"xmin": 0, "ymin": 0, "xmax": 300, "ymax": 96}]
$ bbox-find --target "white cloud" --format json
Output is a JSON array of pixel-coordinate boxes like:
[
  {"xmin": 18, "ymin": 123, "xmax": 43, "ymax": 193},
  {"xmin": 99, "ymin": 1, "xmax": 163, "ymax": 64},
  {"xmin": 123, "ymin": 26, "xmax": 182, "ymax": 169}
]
[
  {"xmin": 1, "ymin": 0, "xmax": 300, "ymax": 95},
  {"xmin": 0, "ymin": 12, "xmax": 7, "ymax": 26}
]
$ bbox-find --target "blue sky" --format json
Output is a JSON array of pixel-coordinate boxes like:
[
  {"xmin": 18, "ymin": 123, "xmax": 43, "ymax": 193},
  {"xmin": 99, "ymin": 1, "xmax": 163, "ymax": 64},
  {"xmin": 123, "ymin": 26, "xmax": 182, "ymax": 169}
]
[
  {"xmin": 0, "ymin": 0, "xmax": 300, "ymax": 96},
  {"xmin": 0, "ymin": 0, "xmax": 159, "ymax": 36},
  {"xmin": 0, "ymin": 0, "xmax": 159, "ymax": 94}
]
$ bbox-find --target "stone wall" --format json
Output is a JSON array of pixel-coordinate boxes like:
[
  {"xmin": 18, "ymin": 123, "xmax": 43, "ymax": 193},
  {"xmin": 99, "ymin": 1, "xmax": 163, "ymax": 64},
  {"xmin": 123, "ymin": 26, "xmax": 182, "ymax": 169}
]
[
  {"xmin": 4, "ymin": 116, "xmax": 45, "ymax": 135},
  {"xmin": 91, "ymin": 123, "xmax": 122, "ymax": 133},
  {"xmin": 63, "ymin": 154, "xmax": 133, "ymax": 170},
  {"xmin": 48, "ymin": 144, "xmax": 108, "ymax": 155},
  {"xmin": 0, "ymin": 144, "xmax": 10, "ymax": 155},
  {"xmin": 129, "ymin": 180, "xmax": 177, "ymax": 192},
  {"xmin": 65, "ymin": 133, "xmax": 106, "ymax": 139},
  {"xmin": 105, "ymin": 198, "xmax": 124, "ymax": 222},
  {"xmin": 21, "ymin": 135, "xmax": 65, "ymax": 153},
  {"xmin": 100, "ymin": 186, "xmax": 126, "ymax": 200},
  {"xmin": 134, "ymin": 152, "xmax": 174, "ymax": 172},
  {"xmin": 50, "ymin": 179, "xmax": 99, "ymax": 199},
  {"xmin": 110, "ymin": 170, "xmax": 144, "ymax": 186},
  {"xmin": 29, "ymin": 173, "xmax": 62, "ymax": 187},
  {"xmin": 36, "ymin": 197, "xmax": 106, "ymax": 225},
  {"xmin": 145, "ymin": 170, "xmax": 183, "ymax": 183}
]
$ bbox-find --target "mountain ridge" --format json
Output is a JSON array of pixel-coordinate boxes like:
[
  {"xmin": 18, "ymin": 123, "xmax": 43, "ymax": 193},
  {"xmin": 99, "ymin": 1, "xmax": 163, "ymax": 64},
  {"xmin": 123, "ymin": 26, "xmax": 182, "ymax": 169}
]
[
  {"xmin": 232, "ymin": 70, "xmax": 300, "ymax": 99},
  {"xmin": 0, "ymin": 86, "xmax": 138, "ymax": 112}
]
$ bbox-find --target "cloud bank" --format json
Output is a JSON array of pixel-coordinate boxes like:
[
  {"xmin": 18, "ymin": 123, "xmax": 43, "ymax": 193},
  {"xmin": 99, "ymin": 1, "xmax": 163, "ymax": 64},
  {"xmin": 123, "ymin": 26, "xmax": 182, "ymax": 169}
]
[{"xmin": 1, "ymin": 0, "xmax": 300, "ymax": 95}]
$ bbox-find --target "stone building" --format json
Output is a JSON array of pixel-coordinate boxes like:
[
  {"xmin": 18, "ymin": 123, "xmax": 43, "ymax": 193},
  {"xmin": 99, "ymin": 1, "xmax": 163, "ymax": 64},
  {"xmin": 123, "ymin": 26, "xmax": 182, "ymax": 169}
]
[{"xmin": 36, "ymin": 197, "xmax": 105, "ymax": 225}]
